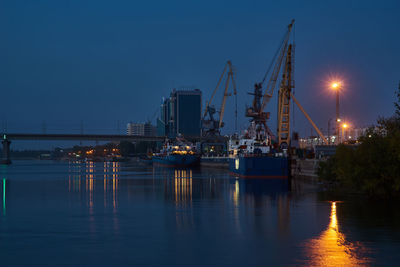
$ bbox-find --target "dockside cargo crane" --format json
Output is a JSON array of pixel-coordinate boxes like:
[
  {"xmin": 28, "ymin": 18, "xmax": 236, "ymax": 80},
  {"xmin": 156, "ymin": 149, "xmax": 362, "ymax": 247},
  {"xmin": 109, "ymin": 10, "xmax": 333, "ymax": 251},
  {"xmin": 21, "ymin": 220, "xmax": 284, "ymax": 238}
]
[
  {"xmin": 245, "ymin": 20, "xmax": 295, "ymax": 143},
  {"xmin": 202, "ymin": 61, "xmax": 237, "ymax": 137},
  {"xmin": 247, "ymin": 19, "xmax": 328, "ymax": 147}
]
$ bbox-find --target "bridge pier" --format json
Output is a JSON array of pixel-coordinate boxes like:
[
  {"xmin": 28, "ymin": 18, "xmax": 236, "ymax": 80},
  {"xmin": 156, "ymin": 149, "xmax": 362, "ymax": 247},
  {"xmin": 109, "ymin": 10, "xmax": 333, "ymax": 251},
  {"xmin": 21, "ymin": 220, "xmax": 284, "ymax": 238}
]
[{"xmin": 1, "ymin": 139, "xmax": 11, "ymax": 165}]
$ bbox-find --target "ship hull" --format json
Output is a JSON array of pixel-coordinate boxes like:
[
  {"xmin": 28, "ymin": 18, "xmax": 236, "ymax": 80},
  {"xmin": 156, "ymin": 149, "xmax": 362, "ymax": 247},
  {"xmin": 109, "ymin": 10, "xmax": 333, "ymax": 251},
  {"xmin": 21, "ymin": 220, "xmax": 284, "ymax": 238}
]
[
  {"xmin": 152, "ymin": 154, "xmax": 200, "ymax": 167},
  {"xmin": 229, "ymin": 156, "xmax": 288, "ymax": 178}
]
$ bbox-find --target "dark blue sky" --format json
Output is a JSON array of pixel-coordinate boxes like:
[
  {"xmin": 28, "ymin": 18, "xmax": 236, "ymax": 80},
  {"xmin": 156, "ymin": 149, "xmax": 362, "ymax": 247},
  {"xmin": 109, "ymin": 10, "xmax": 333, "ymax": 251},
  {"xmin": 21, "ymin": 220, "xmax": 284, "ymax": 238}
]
[{"xmin": 1, "ymin": 0, "xmax": 399, "ymax": 147}]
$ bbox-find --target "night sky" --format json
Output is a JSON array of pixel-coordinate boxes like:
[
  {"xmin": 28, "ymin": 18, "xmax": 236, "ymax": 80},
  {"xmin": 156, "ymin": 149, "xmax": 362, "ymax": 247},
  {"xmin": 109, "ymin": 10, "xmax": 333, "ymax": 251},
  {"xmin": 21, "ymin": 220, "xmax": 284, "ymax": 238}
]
[{"xmin": 1, "ymin": 0, "xmax": 399, "ymax": 148}]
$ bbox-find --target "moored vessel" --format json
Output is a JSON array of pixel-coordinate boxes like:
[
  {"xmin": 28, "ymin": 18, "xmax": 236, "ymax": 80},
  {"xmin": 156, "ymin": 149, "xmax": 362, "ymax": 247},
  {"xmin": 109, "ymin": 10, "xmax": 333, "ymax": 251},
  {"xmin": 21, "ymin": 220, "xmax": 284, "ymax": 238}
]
[
  {"xmin": 229, "ymin": 125, "xmax": 289, "ymax": 178},
  {"xmin": 152, "ymin": 139, "xmax": 200, "ymax": 167}
]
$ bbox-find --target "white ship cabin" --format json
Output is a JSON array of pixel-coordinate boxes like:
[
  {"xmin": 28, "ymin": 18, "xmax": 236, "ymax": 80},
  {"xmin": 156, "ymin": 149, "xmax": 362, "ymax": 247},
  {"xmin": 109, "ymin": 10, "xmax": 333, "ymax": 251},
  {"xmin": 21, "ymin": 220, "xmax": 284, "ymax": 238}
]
[
  {"xmin": 229, "ymin": 138, "xmax": 271, "ymax": 156},
  {"xmin": 228, "ymin": 137, "xmax": 240, "ymax": 157},
  {"xmin": 161, "ymin": 141, "xmax": 196, "ymax": 155}
]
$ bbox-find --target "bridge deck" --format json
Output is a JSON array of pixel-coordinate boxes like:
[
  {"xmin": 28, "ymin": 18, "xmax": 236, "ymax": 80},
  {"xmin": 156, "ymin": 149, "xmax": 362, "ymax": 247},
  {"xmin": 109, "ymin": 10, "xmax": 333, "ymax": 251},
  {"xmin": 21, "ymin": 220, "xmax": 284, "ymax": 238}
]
[{"xmin": 1, "ymin": 133, "xmax": 166, "ymax": 142}]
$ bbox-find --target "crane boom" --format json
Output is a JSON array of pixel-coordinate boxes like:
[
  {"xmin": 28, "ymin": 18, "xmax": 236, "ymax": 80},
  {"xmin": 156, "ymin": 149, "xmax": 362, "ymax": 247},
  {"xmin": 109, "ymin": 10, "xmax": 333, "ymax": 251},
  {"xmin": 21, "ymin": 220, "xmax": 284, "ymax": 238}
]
[
  {"xmin": 219, "ymin": 73, "xmax": 231, "ymax": 128},
  {"xmin": 291, "ymin": 93, "xmax": 329, "ymax": 145},
  {"xmin": 202, "ymin": 61, "xmax": 237, "ymax": 137},
  {"xmin": 230, "ymin": 66, "xmax": 238, "ymax": 131},
  {"xmin": 203, "ymin": 64, "xmax": 228, "ymax": 118},
  {"xmin": 260, "ymin": 19, "xmax": 295, "ymax": 111}
]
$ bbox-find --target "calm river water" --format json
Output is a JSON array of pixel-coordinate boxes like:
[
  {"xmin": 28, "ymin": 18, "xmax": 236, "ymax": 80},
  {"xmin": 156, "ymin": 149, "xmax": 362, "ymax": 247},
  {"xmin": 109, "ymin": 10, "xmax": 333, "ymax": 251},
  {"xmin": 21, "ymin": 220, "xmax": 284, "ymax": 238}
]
[{"xmin": 1, "ymin": 160, "xmax": 400, "ymax": 266}]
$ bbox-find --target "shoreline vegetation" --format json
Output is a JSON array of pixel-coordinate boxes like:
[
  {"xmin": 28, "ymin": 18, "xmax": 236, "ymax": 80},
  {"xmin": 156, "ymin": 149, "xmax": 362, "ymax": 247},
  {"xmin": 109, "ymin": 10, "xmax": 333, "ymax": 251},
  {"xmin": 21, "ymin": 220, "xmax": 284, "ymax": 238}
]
[{"xmin": 318, "ymin": 83, "xmax": 400, "ymax": 198}]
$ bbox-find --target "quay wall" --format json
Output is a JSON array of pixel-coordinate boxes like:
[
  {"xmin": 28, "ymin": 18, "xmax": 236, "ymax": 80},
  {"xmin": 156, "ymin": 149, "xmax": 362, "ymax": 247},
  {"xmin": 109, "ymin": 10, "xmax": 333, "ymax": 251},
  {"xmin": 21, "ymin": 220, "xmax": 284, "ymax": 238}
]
[{"xmin": 292, "ymin": 158, "xmax": 320, "ymax": 179}]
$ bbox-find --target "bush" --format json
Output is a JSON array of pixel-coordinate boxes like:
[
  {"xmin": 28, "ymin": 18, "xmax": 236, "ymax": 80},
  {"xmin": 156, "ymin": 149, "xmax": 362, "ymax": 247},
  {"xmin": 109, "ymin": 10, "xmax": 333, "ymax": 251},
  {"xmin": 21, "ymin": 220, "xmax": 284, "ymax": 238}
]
[
  {"xmin": 319, "ymin": 83, "xmax": 400, "ymax": 197},
  {"xmin": 319, "ymin": 118, "xmax": 400, "ymax": 197}
]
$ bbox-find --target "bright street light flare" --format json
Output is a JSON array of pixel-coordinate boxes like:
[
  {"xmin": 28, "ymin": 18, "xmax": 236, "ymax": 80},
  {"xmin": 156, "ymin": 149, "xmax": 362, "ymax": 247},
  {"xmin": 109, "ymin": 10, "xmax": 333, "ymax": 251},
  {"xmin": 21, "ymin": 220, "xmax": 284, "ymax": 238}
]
[{"xmin": 331, "ymin": 82, "xmax": 340, "ymax": 90}]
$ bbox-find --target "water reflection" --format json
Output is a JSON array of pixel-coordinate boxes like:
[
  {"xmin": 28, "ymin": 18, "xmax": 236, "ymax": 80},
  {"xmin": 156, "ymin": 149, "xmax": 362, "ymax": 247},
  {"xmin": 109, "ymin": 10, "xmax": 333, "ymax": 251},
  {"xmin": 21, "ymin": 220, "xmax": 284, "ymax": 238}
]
[
  {"xmin": 302, "ymin": 202, "xmax": 371, "ymax": 266},
  {"xmin": 155, "ymin": 166, "xmax": 292, "ymax": 235},
  {"xmin": 231, "ymin": 179, "xmax": 241, "ymax": 234},
  {"xmin": 173, "ymin": 169, "xmax": 192, "ymax": 205},
  {"xmin": 1, "ymin": 161, "xmax": 390, "ymax": 265},
  {"xmin": 157, "ymin": 168, "xmax": 195, "ymax": 228},
  {"xmin": 232, "ymin": 179, "xmax": 239, "ymax": 207},
  {"xmin": 68, "ymin": 161, "xmax": 120, "ymax": 211},
  {"xmin": 234, "ymin": 179, "xmax": 291, "ymax": 237},
  {"xmin": 2, "ymin": 178, "xmax": 5, "ymax": 216},
  {"xmin": 157, "ymin": 167, "xmax": 224, "ymax": 206},
  {"xmin": 1, "ymin": 165, "xmax": 6, "ymax": 216}
]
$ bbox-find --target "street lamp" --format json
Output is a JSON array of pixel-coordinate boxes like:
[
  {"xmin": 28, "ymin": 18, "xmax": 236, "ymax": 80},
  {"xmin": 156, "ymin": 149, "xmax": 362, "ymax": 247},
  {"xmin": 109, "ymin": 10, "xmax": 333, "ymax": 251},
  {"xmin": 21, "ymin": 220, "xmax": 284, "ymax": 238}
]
[{"xmin": 331, "ymin": 82, "xmax": 341, "ymax": 143}]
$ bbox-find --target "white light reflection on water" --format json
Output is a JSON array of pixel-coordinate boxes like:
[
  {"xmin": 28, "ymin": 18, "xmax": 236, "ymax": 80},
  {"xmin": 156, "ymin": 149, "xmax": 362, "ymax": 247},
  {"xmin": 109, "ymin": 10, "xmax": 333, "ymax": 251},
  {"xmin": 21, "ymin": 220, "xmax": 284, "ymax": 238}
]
[
  {"xmin": 231, "ymin": 178, "xmax": 241, "ymax": 235},
  {"xmin": 301, "ymin": 201, "xmax": 372, "ymax": 266}
]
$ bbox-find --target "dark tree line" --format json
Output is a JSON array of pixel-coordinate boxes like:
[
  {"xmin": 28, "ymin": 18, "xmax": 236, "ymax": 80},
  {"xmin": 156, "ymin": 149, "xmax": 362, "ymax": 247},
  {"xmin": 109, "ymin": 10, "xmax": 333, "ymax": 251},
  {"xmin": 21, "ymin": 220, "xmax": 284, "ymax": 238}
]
[
  {"xmin": 318, "ymin": 82, "xmax": 400, "ymax": 197},
  {"xmin": 118, "ymin": 141, "xmax": 157, "ymax": 157}
]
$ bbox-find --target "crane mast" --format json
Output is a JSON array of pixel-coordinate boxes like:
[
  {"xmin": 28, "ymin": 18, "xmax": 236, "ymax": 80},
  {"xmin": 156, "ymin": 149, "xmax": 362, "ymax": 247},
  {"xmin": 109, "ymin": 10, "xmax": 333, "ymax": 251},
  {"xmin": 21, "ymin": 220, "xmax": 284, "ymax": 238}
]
[{"xmin": 277, "ymin": 44, "xmax": 293, "ymax": 148}]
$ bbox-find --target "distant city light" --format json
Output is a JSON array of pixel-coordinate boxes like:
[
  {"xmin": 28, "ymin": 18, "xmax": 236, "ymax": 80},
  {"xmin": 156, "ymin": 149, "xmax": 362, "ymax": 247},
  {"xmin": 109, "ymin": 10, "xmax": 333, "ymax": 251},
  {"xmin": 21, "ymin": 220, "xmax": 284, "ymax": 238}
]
[{"xmin": 342, "ymin": 123, "xmax": 348, "ymax": 129}]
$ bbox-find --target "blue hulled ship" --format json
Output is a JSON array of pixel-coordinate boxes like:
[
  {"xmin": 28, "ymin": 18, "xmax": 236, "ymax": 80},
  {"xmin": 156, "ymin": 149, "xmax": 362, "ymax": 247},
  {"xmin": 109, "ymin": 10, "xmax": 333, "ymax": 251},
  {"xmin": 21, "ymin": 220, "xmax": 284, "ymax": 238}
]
[
  {"xmin": 152, "ymin": 154, "xmax": 200, "ymax": 167},
  {"xmin": 152, "ymin": 139, "xmax": 200, "ymax": 167},
  {"xmin": 228, "ymin": 133, "xmax": 289, "ymax": 178},
  {"xmin": 229, "ymin": 155, "xmax": 288, "ymax": 178}
]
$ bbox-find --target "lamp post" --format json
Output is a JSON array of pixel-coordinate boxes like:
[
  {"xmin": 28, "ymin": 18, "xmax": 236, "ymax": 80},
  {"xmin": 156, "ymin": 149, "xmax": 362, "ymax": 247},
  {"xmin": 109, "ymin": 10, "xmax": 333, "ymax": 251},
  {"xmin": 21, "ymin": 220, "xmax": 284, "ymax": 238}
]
[
  {"xmin": 328, "ymin": 118, "xmax": 333, "ymax": 145},
  {"xmin": 331, "ymin": 82, "xmax": 341, "ymax": 144},
  {"xmin": 342, "ymin": 123, "xmax": 348, "ymax": 143}
]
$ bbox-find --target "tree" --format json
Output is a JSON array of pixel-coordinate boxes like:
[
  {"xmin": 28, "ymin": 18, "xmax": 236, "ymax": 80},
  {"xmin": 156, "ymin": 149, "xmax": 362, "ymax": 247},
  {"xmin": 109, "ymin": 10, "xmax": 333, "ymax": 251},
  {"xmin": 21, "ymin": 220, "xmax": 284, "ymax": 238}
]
[
  {"xmin": 395, "ymin": 81, "xmax": 400, "ymax": 118},
  {"xmin": 118, "ymin": 141, "xmax": 135, "ymax": 157}
]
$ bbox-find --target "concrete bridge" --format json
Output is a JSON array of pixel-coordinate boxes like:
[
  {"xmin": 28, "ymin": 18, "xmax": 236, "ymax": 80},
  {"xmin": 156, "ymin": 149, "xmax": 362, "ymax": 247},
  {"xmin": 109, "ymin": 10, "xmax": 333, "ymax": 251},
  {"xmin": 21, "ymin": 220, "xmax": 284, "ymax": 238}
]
[{"xmin": 0, "ymin": 133, "xmax": 167, "ymax": 164}]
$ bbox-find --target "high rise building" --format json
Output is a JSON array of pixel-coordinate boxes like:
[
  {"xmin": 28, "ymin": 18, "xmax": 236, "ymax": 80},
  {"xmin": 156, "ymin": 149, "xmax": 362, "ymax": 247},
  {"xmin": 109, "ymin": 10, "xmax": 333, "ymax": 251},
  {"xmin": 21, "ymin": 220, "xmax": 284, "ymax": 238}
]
[
  {"xmin": 127, "ymin": 122, "xmax": 144, "ymax": 136},
  {"xmin": 127, "ymin": 122, "xmax": 156, "ymax": 136},
  {"xmin": 157, "ymin": 89, "xmax": 202, "ymax": 137}
]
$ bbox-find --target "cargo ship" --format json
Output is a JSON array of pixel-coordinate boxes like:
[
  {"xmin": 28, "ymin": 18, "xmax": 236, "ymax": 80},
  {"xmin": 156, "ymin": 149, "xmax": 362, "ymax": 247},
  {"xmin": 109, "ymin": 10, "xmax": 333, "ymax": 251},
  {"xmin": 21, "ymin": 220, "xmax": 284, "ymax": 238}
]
[
  {"xmin": 152, "ymin": 139, "xmax": 200, "ymax": 167},
  {"xmin": 229, "ymin": 133, "xmax": 288, "ymax": 178},
  {"xmin": 229, "ymin": 20, "xmax": 294, "ymax": 178},
  {"xmin": 228, "ymin": 84, "xmax": 291, "ymax": 178}
]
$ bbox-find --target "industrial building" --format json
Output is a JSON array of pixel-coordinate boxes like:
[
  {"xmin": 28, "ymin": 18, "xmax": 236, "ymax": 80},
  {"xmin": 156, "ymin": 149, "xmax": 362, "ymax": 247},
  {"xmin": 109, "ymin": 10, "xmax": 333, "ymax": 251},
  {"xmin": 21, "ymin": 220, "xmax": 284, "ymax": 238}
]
[{"xmin": 157, "ymin": 89, "xmax": 202, "ymax": 137}]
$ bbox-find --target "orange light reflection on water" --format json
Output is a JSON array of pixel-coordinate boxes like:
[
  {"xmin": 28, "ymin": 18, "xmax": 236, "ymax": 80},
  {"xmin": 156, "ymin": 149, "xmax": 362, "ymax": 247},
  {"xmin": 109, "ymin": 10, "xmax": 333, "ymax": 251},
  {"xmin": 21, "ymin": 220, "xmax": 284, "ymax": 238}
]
[
  {"xmin": 173, "ymin": 169, "xmax": 192, "ymax": 205},
  {"xmin": 302, "ymin": 201, "xmax": 371, "ymax": 266}
]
